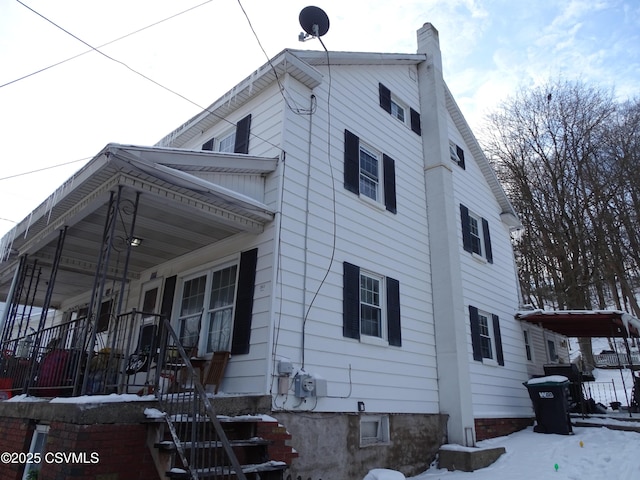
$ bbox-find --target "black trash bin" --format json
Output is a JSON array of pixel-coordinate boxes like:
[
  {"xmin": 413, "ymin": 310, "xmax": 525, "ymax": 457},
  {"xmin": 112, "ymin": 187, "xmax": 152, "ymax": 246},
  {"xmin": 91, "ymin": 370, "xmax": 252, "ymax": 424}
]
[{"xmin": 524, "ymin": 375, "xmax": 573, "ymax": 435}]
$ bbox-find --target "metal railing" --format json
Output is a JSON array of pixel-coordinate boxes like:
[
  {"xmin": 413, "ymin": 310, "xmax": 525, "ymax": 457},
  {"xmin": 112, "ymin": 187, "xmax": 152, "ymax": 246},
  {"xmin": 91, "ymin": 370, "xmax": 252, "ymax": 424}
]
[
  {"xmin": 594, "ymin": 352, "xmax": 640, "ymax": 368},
  {"xmin": 583, "ymin": 380, "xmax": 619, "ymax": 407},
  {"xmin": 0, "ymin": 310, "xmax": 163, "ymax": 398},
  {"xmin": 154, "ymin": 316, "xmax": 247, "ymax": 480}
]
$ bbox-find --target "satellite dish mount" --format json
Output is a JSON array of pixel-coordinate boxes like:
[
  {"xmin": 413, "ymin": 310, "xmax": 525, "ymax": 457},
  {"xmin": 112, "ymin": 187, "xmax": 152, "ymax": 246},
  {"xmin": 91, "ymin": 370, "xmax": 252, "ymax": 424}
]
[{"xmin": 298, "ymin": 6, "xmax": 330, "ymax": 42}]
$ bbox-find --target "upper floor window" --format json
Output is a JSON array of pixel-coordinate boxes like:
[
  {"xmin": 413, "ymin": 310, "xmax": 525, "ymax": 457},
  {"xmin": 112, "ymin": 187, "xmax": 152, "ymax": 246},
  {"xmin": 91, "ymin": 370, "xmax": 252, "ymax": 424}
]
[
  {"xmin": 524, "ymin": 329, "xmax": 533, "ymax": 362},
  {"xmin": 449, "ymin": 141, "xmax": 466, "ymax": 169},
  {"xmin": 344, "ymin": 130, "xmax": 396, "ymax": 213},
  {"xmin": 469, "ymin": 305, "xmax": 504, "ymax": 366},
  {"xmin": 390, "ymin": 98, "xmax": 406, "ymax": 123},
  {"xmin": 343, "ymin": 262, "xmax": 401, "ymax": 346},
  {"xmin": 359, "ymin": 143, "xmax": 381, "ymax": 202},
  {"xmin": 217, "ymin": 130, "xmax": 236, "ymax": 153},
  {"xmin": 460, "ymin": 204, "xmax": 493, "ymax": 263},
  {"xmin": 201, "ymin": 114, "xmax": 252, "ymax": 154},
  {"xmin": 379, "ymin": 83, "xmax": 421, "ymax": 135}
]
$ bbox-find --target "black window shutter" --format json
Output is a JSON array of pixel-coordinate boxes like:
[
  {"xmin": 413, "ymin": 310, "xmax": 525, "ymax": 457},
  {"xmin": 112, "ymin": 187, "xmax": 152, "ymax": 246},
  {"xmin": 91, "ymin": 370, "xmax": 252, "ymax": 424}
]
[
  {"xmin": 386, "ymin": 277, "xmax": 401, "ymax": 347},
  {"xmin": 469, "ymin": 305, "xmax": 483, "ymax": 362},
  {"xmin": 160, "ymin": 275, "xmax": 177, "ymax": 321},
  {"xmin": 482, "ymin": 218, "xmax": 493, "ymax": 263},
  {"xmin": 343, "ymin": 262, "xmax": 360, "ymax": 340},
  {"xmin": 202, "ymin": 138, "xmax": 214, "ymax": 151},
  {"xmin": 456, "ymin": 145, "xmax": 466, "ymax": 169},
  {"xmin": 234, "ymin": 114, "xmax": 252, "ymax": 154},
  {"xmin": 344, "ymin": 130, "xmax": 360, "ymax": 194},
  {"xmin": 492, "ymin": 314, "xmax": 504, "ymax": 366},
  {"xmin": 460, "ymin": 204, "xmax": 473, "ymax": 253},
  {"xmin": 410, "ymin": 108, "xmax": 421, "ymax": 136},
  {"xmin": 231, "ymin": 248, "xmax": 258, "ymax": 354},
  {"xmin": 383, "ymin": 154, "xmax": 397, "ymax": 214},
  {"xmin": 379, "ymin": 83, "xmax": 392, "ymax": 113}
]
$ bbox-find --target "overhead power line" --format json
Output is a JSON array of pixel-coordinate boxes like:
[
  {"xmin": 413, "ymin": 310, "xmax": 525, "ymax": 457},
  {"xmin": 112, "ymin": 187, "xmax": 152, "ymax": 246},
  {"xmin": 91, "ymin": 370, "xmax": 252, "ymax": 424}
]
[
  {"xmin": 0, "ymin": 157, "xmax": 91, "ymax": 181},
  {"xmin": 2, "ymin": 0, "xmax": 214, "ymax": 89},
  {"xmin": 16, "ymin": 0, "xmax": 283, "ymax": 152}
]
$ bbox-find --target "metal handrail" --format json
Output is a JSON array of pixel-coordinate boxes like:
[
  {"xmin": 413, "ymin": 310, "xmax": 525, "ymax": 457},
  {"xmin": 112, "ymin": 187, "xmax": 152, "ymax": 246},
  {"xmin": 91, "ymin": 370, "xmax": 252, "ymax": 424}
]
[{"xmin": 154, "ymin": 316, "xmax": 247, "ymax": 480}]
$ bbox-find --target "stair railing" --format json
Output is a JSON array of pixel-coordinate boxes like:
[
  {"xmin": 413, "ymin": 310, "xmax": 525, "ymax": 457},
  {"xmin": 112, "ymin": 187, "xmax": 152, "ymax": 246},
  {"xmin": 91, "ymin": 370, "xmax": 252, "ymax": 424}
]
[{"xmin": 155, "ymin": 316, "xmax": 248, "ymax": 480}]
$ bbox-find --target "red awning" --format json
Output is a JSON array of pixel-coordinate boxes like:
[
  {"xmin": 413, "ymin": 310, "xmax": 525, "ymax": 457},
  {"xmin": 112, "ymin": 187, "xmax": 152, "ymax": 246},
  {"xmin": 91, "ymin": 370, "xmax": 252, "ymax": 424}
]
[{"xmin": 516, "ymin": 310, "xmax": 640, "ymax": 338}]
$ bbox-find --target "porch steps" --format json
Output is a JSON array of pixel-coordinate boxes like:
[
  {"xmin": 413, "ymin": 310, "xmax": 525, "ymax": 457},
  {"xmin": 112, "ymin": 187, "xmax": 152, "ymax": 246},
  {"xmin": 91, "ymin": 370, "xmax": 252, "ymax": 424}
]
[{"xmin": 147, "ymin": 415, "xmax": 291, "ymax": 480}]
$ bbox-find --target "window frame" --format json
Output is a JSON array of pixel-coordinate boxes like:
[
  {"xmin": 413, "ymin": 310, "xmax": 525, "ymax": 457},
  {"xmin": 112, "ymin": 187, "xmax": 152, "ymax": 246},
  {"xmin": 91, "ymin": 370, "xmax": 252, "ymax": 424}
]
[
  {"xmin": 359, "ymin": 270, "xmax": 385, "ymax": 340},
  {"xmin": 390, "ymin": 97, "xmax": 406, "ymax": 124},
  {"xmin": 460, "ymin": 204, "xmax": 493, "ymax": 263},
  {"xmin": 343, "ymin": 262, "xmax": 401, "ymax": 347},
  {"xmin": 176, "ymin": 260, "xmax": 240, "ymax": 355},
  {"xmin": 358, "ymin": 142, "xmax": 382, "ymax": 203},
  {"xmin": 360, "ymin": 414, "xmax": 390, "ymax": 446},
  {"xmin": 22, "ymin": 424, "xmax": 49, "ymax": 480},
  {"xmin": 523, "ymin": 328, "xmax": 533, "ymax": 362},
  {"xmin": 477, "ymin": 310, "xmax": 497, "ymax": 364},
  {"xmin": 469, "ymin": 305, "xmax": 504, "ymax": 366},
  {"xmin": 217, "ymin": 130, "xmax": 236, "ymax": 153},
  {"xmin": 449, "ymin": 141, "xmax": 466, "ymax": 169},
  {"xmin": 547, "ymin": 338, "xmax": 558, "ymax": 362},
  {"xmin": 344, "ymin": 130, "xmax": 397, "ymax": 213}
]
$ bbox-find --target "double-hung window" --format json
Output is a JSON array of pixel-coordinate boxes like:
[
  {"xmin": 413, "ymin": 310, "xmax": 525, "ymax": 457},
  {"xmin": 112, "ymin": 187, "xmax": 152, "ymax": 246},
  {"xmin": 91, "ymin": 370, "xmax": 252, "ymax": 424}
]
[
  {"xmin": 449, "ymin": 141, "xmax": 466, "ymax": 169},
  {"xmin": 177, "ymin": 264, "xmax": 238, "ymax": 354},
  {"xmin": 217, "ymin": 130, "xmax": 236, "ymax": 153},
  {"xmin": 343, "ymin": 262, "xmax": 401, "ymax": 346},
  {"xmin": 359, "ymin": 144, "xmax": 380, "ymax": 202},
  {"xmin": 344, "ymin": 130, "xmax": 397, "ymax": 213},
  {"xmin": 378, "ymin": 83, "xmax": 421, "ymax": 135},
  {"xmin": 460, "ymin": 204, "xmax": 493, "ymax": 263},
  {"xmin": 360, "ymin": 271, "xmax": 383, "ymax": 337},
  {"xmin": 175, "ymin": 249, "xmax": 258, "ymax": 355},
  {"xmin": 201, "ymin": 114, "xmax": 252, "ymax": 154},
  {"xmin": 469, "ymin": 305, "xmax": 504, "ymax": 366}
]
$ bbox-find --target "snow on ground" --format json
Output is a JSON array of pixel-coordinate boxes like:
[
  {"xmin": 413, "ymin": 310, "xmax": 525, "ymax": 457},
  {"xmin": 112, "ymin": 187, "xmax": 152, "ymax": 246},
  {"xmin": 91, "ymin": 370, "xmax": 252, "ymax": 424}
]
[
  {"xmin": 366, "ymin": 358, "xmax": 640, "ymax": 480},
  {"xmin": 409, "ymin": 425, "xmax": 639, "ymax": 480}
]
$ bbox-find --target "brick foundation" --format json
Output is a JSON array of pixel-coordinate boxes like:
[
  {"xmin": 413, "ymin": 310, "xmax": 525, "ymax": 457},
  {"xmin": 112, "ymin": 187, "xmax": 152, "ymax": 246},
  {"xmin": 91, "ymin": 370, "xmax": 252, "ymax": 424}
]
[
  {"xmin": 255, "ymin": 420, "xmax": 299, "ymax": 466},
  {"xmin": 474, "ymin": 417, "xmax": 533, "ymax": 441},
  {"xmin": 0, "ymin": 413, "xmax": 158, "ymax": 480}
]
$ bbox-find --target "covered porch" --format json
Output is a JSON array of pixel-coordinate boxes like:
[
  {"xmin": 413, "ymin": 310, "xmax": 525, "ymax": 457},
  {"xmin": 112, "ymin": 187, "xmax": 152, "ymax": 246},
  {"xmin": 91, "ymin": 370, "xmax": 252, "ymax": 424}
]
[
  {"xmin": 0, "ymin": 143, "xmax": 276, "ymax": 398},
  {"xmin": 517, "ymin": 309, "xmax": 640, "ymax": 416}
]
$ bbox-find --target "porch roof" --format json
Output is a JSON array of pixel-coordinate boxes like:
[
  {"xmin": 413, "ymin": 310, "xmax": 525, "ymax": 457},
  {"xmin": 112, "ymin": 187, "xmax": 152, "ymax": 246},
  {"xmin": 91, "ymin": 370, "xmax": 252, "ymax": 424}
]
[
  {"xmin": 516, "ymin": 309, "xmax": 640, "ymax": 338},
  {"xmin": 0, "ymin": 144, "xmax": 277, "ymax": 308}
]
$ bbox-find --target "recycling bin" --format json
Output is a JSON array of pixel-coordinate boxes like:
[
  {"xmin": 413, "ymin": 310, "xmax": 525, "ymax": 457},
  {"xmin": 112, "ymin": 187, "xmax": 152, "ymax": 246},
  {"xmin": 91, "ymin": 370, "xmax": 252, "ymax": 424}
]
[{"xmin": 524, "ymin": 375, "xmax": 573, "ymax": 434}]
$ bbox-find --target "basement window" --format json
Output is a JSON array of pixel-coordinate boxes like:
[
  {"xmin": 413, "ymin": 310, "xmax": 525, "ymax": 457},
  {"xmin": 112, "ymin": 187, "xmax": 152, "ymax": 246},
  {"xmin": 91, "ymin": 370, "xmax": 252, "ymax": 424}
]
[
  {"xmin": 360, "ymin": 415, "xmax": 390, "ymax": 446},
  {"xmin": 22, "ymin": 424, "xmax": 49, "ymax": 480}
]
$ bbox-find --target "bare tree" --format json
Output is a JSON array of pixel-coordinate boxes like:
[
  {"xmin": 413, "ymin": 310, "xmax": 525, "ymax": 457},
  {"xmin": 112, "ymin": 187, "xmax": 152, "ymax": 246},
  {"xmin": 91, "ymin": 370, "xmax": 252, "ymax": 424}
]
[{"xmin": 483, "ymin": 79, "xmax": 640, "ymax": 370}]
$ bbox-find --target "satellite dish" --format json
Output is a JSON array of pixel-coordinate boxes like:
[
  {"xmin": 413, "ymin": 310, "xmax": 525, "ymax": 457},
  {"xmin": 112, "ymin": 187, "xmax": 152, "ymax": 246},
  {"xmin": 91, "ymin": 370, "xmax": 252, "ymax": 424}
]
[{"xmin": 299, "ymin": 6, "xmax": 330, "ymax": 38}]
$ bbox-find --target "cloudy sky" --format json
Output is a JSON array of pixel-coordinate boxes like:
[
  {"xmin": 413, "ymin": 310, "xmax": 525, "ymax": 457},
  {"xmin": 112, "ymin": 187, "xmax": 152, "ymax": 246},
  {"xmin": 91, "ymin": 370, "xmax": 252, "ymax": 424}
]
[{"xmin": 0, "ymin": 0, "xmax": 638, "ymax": 237}]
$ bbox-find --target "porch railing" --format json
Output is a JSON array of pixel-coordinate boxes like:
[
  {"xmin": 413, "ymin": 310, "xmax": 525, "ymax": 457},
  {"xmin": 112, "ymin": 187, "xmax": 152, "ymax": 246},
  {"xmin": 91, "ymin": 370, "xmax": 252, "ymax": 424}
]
[
  {"xmin": 594, "ymin": 352, "xmax": 640, "ymax": 368},
  {"xmin": 0, "ymin": 309, "xmax": 162, "ymax": 398}
]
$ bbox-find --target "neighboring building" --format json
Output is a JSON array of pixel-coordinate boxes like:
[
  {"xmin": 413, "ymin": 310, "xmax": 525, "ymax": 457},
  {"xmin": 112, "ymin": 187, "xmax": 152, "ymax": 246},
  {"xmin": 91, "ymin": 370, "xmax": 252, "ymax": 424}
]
[{"xmin": 0, "ymin": 23, "xmax": 558, "ymax": 479}]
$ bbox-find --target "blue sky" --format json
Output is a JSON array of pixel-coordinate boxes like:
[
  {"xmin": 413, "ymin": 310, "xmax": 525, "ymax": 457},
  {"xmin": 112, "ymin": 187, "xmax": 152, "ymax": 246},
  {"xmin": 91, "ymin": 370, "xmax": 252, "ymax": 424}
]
[{"xmin": 0, "ymin": 0, "xmax": 638, "ymax": 237}]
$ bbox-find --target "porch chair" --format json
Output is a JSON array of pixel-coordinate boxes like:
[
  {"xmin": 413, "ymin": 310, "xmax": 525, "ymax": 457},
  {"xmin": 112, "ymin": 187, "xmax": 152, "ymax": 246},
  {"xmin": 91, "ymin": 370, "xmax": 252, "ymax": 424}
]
[{"xmin": 202, "ymin": 351, "xmax": 231, "ymax": 394}]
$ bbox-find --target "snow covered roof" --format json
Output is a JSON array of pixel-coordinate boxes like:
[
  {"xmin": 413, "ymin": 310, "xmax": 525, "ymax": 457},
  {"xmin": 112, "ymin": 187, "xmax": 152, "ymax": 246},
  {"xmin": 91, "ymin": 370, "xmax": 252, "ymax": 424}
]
[{"xmin": 516, "ymin": 309, "xmax": 640, "ymax": 338}]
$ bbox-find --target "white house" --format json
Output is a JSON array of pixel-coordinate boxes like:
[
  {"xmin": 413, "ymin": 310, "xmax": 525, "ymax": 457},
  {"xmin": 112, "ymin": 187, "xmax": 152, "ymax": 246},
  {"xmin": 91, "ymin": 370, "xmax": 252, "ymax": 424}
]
[{"xmin": 0, "ymin": 23, "xmax": 549, "ymax": 479}]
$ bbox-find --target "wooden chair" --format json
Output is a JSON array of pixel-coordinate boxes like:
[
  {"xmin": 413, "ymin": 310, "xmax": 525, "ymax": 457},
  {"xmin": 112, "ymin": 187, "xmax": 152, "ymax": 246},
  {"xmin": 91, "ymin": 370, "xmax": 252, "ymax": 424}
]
[{"xmin": 202, "ymin": 351, "xmax": 230, "ymax": 394}]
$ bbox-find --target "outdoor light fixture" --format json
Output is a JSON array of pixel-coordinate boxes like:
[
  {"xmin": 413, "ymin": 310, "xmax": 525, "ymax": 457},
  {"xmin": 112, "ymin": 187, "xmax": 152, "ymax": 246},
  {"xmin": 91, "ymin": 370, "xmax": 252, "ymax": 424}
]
[{"xmin": 129, "ymin": 237, "xmax": 142, "ymax": 247}]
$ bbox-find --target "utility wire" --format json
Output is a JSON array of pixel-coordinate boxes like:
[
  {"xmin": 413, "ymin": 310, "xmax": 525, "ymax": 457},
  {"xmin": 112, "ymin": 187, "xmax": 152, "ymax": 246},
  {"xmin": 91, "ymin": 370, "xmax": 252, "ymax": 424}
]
[
  {"xmin": 16, "ymin": 0, "xmax": 283, "ymax": 152},
  {"xmin": 2, "ymin": 0, "xmax": 214, "ymax": 89},
  {"xmin": 236, "ymin": 0, "xmax": 314, "ymax": 115},
  {"xmin": 0, "ymin": 157, "xmax": 91, "ymax": 181}
]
